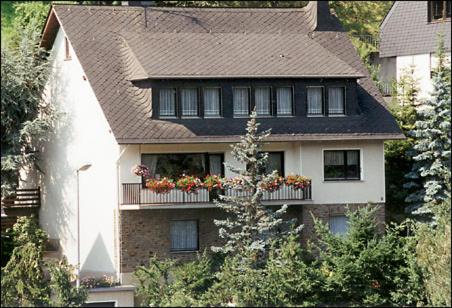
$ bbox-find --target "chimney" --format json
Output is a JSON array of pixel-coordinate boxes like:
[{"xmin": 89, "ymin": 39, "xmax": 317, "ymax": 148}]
[
  {"xmin": 121, "ymin": 1, "xmax": 155, "ymax": 6},
  {"xmin": 306, "ymin": 1, "xmax": 336, "ymax": 32}
]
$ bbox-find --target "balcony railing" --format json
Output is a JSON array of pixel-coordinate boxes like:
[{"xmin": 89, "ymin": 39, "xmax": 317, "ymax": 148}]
[{"xmin": 122, "ymin": 183, "xmax": 311, "ymax": 206}]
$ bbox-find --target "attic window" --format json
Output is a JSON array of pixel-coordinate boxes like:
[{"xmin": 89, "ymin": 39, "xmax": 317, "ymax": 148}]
[
  {"xmin": 429, "ymin": 1, "xmax": 451, "ymax": 22},
  {"xmin": 64, "ymin": 37, "xmax": 71, "ymax": 60}
]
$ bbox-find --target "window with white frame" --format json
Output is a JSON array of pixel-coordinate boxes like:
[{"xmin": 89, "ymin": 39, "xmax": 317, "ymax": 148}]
[
  {"xmin": 328, "ymin": 87, "xmax": 345, "ymax": 115},
  {"xmin": 233, "ymin": 87, "xmax": 250, "ymax": 116},
  {"xmin": 255, "ymin": 87, "xmax": 271, "ymax": 116},
  {"xmin": 307, "ymin": 87, "xmax": 323, "ymax": 115},
  {"xmin": 170, "ymin": 220, "xmax": 198, "ymax": 251},
  {"xmin": 329, "ymin": 215, "xmax": 349, "ymax": 235},
  {"xmin": 159, "ymin": 88, "xmax": 176, "ymax": 117},
  {"xmin": 276, "ymin": 87, "xmax": 293, "ymax": 115},
  {"xmin": 203, "ymin": 88, "xmax": 221, "ymax": 117},
  {"xmin": 181, "ymin": 88, "xmax": 198, "ymax": 117}
]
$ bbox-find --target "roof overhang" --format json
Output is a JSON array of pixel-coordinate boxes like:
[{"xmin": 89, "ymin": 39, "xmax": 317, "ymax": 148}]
[{"xmin": 117, "ymin": 133, "xmax": 406, "ymax": 144}]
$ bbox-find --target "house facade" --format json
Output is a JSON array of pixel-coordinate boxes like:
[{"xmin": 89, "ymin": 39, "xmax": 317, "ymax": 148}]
[
  {"xmin": 378, "ymin": 1, "xmax": 451, "ymax": 100},
  {"xmin": 16, "ymin": 0, "xmax": 403, "ymax": 304}
]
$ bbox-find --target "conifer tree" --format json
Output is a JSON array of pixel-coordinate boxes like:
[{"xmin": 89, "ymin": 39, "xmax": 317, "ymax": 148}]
[
  {"xmin": 212, "ymin": 111, "xmax": 301, "ymax": 262},
  {"xmin": 404, "ymin": 36, "xmax": 451, "ymax": 216}
]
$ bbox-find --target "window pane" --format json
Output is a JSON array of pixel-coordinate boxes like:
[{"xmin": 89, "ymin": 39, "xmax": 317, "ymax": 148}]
[
  {"xmin": 329, "ymin": 216, "xmax": 349, "ymax": 235},
  {"xmin": 204, "ymin": 88, "xmax": 220, "ymax": 117},
  {"xmin": 255, "ymin": 87, "xmax": 271, "ymax": 116},
  {"xmin": 433, "ymin": 1, "xmax": 444, "ymax": 19},
  {"xmin": 307, "ymin": 87, "xmax": 323, "ymax": 114},
  {"xmin": 447, "ymin": 1, "xmax": 451, "ymax": 17},
  {"xmin": 171, "ymin": 220, "xmax": 198, "ymax": 251},
  {"xmin": 181, "ymin": 88, "xmax": 198, "ymax": 116},
  {"xmin": 266, "ymin": 152, "xmax": 283, "ymax": 175},
  {"xmin": 159, "ymin": 88, "xmax": 176, "ymax": 116},
  {"xmin": 276, "ymin": 87, "xmax": 292, "ymax": 115},
  {"xmin": 328, "ymin": 87, "xmax": 345, "ymax": 114},
  {"xmin": 233, "ymin": 88, "xmax": 249, "ymax": 115},
  {"xmin": 324, "ymin": 151, "xmax": 345, "ymax": 180},
  {"xmin": 143, "ymin": 154, "xmax": 206, "ymax": 179},
  {"xmin": 208, "ymin": 154, "xmax": 223, "ymax": 176},
  {"xmin": 346, "ymin": 150, "xmax": 360, "ymax": 179}
]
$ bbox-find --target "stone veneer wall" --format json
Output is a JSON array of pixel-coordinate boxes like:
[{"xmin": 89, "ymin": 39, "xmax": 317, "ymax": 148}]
[{"xmin": 120, "ymin": 203, "xmax": 385, "ymax": 274}]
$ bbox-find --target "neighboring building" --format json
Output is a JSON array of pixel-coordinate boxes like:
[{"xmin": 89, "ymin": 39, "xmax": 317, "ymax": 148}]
[
  {"xmin": 11, "ymin": 0, "xmax": 402, "ymax": 305},
  {"xmin": 378, "ymin": 1, "xmax": 451, "ymax": 100}
]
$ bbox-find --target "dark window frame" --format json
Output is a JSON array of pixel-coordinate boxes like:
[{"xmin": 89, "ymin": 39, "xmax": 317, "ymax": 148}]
[
  {"xmin": 254, "ymin": 86, "xmax": 273, "ymax": 117},
  {"xmin": 202, "ymin": 87, "xmax": 223, "ymax": 118},
  {"xmin": 169, "ymin": 219, "xmax": 199, "ymax": 252},
  {"xmin": 232, "ymin": 86, "xmax": 252, "ymax": 117},
  {"xmin": 323, "ymin": 149, "xmax": 361, "ymax": 181},
  {"xmin": 327, "ymin": 86, "xmax": 346, "ymax": 115},
  {"xmin": 428, "ymin": 1, "xmax": 451, "ymax": 22},
  {"xmin": 180, "ymin": 87, "xmax": 200, "ymax": 118},
  {"xmin": 274, "ymin": 86, "xmax": 295, "ymax": 117},
  {"xmin": 306, "ymin": 86, "xmax": 325, "ymax": 116},
  {"xmin": 140, "ymin": 152, "xmax": 225, "ymax": 187}
]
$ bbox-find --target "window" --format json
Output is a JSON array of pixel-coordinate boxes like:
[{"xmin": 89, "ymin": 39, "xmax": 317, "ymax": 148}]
[
  {"xmin": 159, "ymin": 88, "xmax": 176, "ymax": 117},
  {"xmin": 329, "ymin": 216, "xmax": 349, "ymax": 235},
  {"xmin": 233, "ymin": 87, "xmax": 250, "ymax": 116},
  {"xmin": 203, "ymin": 88, "xmax": 221, "ymax": 117},
  {"xmin": 429, "ymin": 1, "xmax": 451, "ymax": 21},
  {"xmin": 324, "ymin": 150, "xmax": 360, "ymax": 180},
  {"xmin": 255, "ymin": 87, "xmax": 271, "ymax": 116},
  {"xmin": 328, "ymin": 87, "xmax": 345, "ymax": 115},
  {"xmin": 307, "ymin": 87, "xmax": 323, "ymax": 115},
  {"xmin": 170, "ymin": 220, "xmax": 198, "ymax": 252},
  {"xmin": 64, "ymin": 37, "xmax": 71, "ymax": 60},
  {"xmin": 276, "ymin": 87, "xmax": 293, "ymax": 116},
  {"xmin": 141, "ymin": 153, "xmax": 224, "ymax": 180},
  {"xmin": 181, "ymin": 88, "xmax": 198, "ymax": 117},
  {"xmin": 257, "ymin": 152, "xmax": 284, "ymax": 176},
  {"xmin": 83, "ymin": 302, "xmax": 116, "ymax": 307}
]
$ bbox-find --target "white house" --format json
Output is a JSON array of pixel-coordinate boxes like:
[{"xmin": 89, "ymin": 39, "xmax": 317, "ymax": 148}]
[
  {"xmin": 378, "ymin": 1, "xmax": 451, "ymax": 100},
  {"xmin": 14, "ymin": 1, "xmax": 404, "ymax": 305}
]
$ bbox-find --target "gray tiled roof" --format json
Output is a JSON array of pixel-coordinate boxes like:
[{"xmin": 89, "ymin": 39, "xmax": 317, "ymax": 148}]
[
  {"xmin": 380, "ymin": 1, "xmax": 451, "ymax": 58},
  {"xmin": 43, "ymin": 3, "xmax": 403, "ymax": 143}
]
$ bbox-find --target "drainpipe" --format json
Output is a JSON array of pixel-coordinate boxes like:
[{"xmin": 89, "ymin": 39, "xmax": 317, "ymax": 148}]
[{"xmin": 115, "ymin": 145, "xmax": 129, "ymax": 284}]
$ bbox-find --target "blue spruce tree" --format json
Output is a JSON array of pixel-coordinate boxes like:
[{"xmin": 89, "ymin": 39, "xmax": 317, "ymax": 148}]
[{"xmin": 404, "ymin": 36, "xmax": 451, "ymax": 217}]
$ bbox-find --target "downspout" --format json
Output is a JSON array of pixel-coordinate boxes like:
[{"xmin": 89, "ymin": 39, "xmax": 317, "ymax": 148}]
[{"xmin": 115, "ymin": 144, "xmax": 129, "ymax": 284}]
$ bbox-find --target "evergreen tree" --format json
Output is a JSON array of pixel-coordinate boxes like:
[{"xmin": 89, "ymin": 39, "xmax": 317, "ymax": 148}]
[
  {"xmin": 404, "ymin": 37, "xmax": 451, "ymax": 217},
  {"xmin": 385, "ymin": 65, "xmax": 421, "ymax": 221},
  {"xmin": 212, "ymin": 111, "xmax": 301, "ymax": 262}
]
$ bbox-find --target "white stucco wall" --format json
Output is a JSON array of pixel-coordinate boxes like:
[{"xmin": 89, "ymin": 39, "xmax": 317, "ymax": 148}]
[
  {"xmin": 119, "ymin": 140, "xmax": 385, "ymax": 205},
  {"xmin": 39, "ymin": 28, "xmax": 120, "ymax": 278},
  {"xmin": 396, "ymin": 52, "xmax": 451, "ymax": 100}
]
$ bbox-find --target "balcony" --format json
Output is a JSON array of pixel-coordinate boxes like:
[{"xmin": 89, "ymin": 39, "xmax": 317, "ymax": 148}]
[
  {"xmin": 121, "ymin": 183, "xmax": 312, "ymax": 209},
  {"xmin": 1, "ymin": 187, "xmax": 41, "ymax": 218}
]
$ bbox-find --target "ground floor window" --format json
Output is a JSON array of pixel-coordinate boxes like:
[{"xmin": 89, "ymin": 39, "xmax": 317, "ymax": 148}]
[
  {"xmin": 324, "ymin": 150, "xmax": 360, "ymax": 180},
  {"xmin": 329, "ymin": 215, "xmax": 349, "ymax": 235},
  {"xmin": 83, "ymin": 301, "xmax": 116, "ymax": 307},
  {"xmin": 170, "ymin": 220, "xmax": 199, "ymax": 252}
]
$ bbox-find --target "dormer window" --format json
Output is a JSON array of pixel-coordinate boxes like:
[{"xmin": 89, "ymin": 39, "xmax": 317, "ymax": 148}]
[
  {"xmin": 255, "ymin": 87, "xmax": 271, "ymax": 116},
  {"xmin": 233, "ymin": 87, "xmax": 250, "ymax": 117},
  {"xmin": 159, "ymin": 88, "xmax": 176, "ymax": 117},
  {"xmin": 180, "ymin": 88, "xmax": 199, "ymax": 117},
  {"xmin": 276, "ymin": 87, "xmax": 293, "ymax": 116},
  {"xmin": 203, "ymin": 88, "xmax": 221, "ymax": 117},
  {"xmin": 307, "ymin": 86, "xmax": 324, "ymax": 116},
  {"xmin": 328, "ymin": 87, "xmax": 345, "ymax": 115},
  {"xmin": 429, "ymin": 1, "xmax": 451, "ymax": 22}
]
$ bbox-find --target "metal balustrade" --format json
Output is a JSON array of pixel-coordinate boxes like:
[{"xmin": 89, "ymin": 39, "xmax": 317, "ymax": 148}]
[{"xmin": 122, "ymin": 183, "xmax": 312, "ymax": 205}]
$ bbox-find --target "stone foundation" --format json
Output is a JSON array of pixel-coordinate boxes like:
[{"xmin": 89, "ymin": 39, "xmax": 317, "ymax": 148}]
[{"xmin": 120, "ymin": 203, "xmax": 385, "ymax": 274}]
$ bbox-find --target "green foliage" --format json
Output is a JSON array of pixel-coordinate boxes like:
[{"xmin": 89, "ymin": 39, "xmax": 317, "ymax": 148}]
[
  {"xmin": 416, "ymin": 199, "xmax": 451, "ymax": 306},
  {"xmin": 1, "ymin": 228, "xmax": 15, "ymax": 267},
  {"xmin": 1, "ymin": 216, "xmax": 87, "ymax": 307},
  {"xmin": 405, "ymin": 36, "xmax": 452, "ymax": 216},
  {"xmin": 48, "ymin": 259, "xmax": 88, "ymax": 307},
  {"xmin": 309, "ymin": 205, "xmax": 425, "ymax": 306},
  {"xmin": 212, "ymin": 111, "xmax": 301, "ymax": 262},
  {"xmin": 1, "ymin": 2, "xmax": 56, "ymax": 198}
]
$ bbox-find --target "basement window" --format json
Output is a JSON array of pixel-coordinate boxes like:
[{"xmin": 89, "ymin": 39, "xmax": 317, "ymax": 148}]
[
  {"xmin": 64, "ymin": 37, "xmax": 71, "ymax": 60},
  {"xmin": 170, "ymin": 220, "xmax": 199, "ymax": 252},
  {"xmin": 329, "ymin": 215, "xmax": 349, "ymax": 236}
]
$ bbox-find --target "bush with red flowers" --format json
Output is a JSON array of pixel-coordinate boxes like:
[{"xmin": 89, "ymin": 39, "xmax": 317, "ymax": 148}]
[
  {"xmin": 284, "ymin": 175, "xmax": 310, "ymax": 190},
  {"xmin": 176, "ymin": 175, "xmax": 203, "ymax": 194},
  {"xmin": 132, "ymin": 164, "xmax": 151, "ymax": 179},
  {"xmin": 260, "ymin": 176, "xmax": 285, "ymax": 192},
  {"xmin": 203, "ymin": 175, "xmax": 223, "ymax": 191},
  {"xmin": 146, "ymin": 177, "xmax": 175, "ymax": 194}
]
